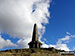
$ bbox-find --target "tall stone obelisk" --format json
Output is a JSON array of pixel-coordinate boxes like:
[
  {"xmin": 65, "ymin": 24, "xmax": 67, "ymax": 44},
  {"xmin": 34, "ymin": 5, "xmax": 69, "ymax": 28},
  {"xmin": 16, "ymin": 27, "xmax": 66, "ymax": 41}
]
[{"xmin": 28, "ymin": 24, "xmax": 42, "ymax": 48}]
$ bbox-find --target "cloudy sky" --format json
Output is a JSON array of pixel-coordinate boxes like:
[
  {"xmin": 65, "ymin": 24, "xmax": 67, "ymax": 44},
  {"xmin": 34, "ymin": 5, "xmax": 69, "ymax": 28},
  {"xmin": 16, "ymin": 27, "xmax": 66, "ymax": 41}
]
[{"xmin": 0, "ymin": 0, "xmax": 75, "ymax": 51}]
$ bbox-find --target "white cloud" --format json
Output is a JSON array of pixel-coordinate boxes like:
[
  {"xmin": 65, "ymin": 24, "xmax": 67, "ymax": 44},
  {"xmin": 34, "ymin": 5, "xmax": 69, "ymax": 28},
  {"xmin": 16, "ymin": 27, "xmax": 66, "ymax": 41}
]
[
  {"xmin": 57, "ymin": 36, "xmax": 70, "ymax": 44},
  {"xmin": 17, "ymin": 38, "xmax": 31, "ymax": 48},
  {"xmin": 66, "ymin": 32, "xmax": 71, "ymax": 35},
  {"xmin": 61, "ymin": 36, "xmax": 70, "ymax": 41},
  {"xmin": 41, "ymin": 38, "xmax": 70, "ymax": 51},
  {"xmin": 41, "ymin": 42, "xmax": 49, "ymax": 48},
  {"xmin": 50, "ymin": 44, "xmax": 70, "ymax": 51},
  {"xmin": 0, "ymin": 0, "xmax": 51, "ymax": 48},
  {"xmin": 49, "ymin": 32, "xmax": 75, "ymax": 51},
  {"xmin": 49, "ymin": 35, "xmax": 71, "ymax": 51},
  {"xmin": 50, "ymin": 45, "xmax": 55, "ymax": 48},
  {"xmin": 42, "ymin": 42, "xmax": 70, "ymax": 51},
  {"xmin": 74, "ymin": 48, "xmax": 75, "ymax": 50},
  {"xmin": 43, "ymin": 32, "xmax": 72, "ymax": 51},
  {"xmin": 42, "ymin": 44, "xmax": 49, "ymax": 48},
  {"xmin": 0, "ymin": 34, "xmax": 17, "ymax": 49},
  {"xmin": 43, "ymin": 38, "xmax": 47, "ymax": 41}
]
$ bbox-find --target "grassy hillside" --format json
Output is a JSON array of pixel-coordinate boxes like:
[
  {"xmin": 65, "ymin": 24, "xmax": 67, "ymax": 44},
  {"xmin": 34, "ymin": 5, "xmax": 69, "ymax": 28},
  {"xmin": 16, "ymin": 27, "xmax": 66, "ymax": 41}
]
[{"xmin": 0, "ymin": 48, "xmax": 74, "ymax": 56}]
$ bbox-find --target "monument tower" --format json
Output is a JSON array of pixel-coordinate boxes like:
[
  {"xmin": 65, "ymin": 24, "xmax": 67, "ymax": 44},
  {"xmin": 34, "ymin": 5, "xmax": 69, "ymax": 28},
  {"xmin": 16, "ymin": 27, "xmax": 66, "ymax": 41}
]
[{"xmin": 28, "ymin": 24, "xmax": 42, "ymax": 48}]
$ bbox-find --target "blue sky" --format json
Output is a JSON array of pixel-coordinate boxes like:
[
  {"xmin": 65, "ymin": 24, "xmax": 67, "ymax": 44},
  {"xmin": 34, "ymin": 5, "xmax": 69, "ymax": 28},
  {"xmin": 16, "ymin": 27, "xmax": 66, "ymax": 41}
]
[
  {"xmin": 42, "ymin": 0, "xmax": 75, "ymax": 51},
  {"xmin": 0, "ymin": 0, "xmax": 75, "ymax": 51}
]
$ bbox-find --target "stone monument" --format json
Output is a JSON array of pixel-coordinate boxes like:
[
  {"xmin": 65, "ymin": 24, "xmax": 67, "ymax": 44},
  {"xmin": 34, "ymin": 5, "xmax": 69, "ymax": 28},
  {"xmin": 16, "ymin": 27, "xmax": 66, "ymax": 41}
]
[{"xmin": 28, "ymin": 24, "xmax": 42, "ymax": 48}]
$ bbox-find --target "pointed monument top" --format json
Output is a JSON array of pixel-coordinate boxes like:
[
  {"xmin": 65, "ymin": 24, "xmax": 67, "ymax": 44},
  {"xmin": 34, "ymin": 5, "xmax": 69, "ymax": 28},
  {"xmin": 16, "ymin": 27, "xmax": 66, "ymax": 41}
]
[
  {"xmin": 34, "ymin": 23, "xmax": 37, "ymax": 26},
  {"xmin": 32, "ymin": 23, "xmax": 38, "ymax": 41}
]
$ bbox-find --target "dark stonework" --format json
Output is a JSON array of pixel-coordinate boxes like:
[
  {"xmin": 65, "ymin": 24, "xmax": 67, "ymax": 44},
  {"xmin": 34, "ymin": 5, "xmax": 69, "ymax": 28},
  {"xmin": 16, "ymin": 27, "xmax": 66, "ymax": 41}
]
[{"xmin": 28, "ymin": 24, "xmax": 42, "ymax": 48}]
